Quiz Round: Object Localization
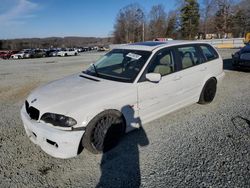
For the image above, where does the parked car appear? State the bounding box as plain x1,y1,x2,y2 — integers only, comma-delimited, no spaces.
1,50,21,59
32,49,46,58
46,49,59,57
0,51,8,59
23,50,35,58
11,50,27,59
98,46,109,51
232,45,250,69
21,41,224,158
57,48,78,56
7,51,19,59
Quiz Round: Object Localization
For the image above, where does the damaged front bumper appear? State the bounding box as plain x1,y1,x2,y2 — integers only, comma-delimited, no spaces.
20,106,85,159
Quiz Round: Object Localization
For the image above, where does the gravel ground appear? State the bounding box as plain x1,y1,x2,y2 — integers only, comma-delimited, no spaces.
0,49,249,188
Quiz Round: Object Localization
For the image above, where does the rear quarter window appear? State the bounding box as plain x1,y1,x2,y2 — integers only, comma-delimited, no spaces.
200,44,218,61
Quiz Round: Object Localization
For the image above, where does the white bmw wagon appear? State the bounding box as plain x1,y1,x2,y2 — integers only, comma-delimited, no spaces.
21,41,224,158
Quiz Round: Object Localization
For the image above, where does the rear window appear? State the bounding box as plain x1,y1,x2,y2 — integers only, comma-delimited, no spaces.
200,44,218,61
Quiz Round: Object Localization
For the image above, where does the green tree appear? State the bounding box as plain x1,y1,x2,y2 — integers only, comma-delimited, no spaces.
238,0,250,36
232,8,246,37
180,0,200,39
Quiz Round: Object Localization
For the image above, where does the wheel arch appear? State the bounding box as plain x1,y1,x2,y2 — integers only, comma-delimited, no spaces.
77,108,127,155
200,76,217,93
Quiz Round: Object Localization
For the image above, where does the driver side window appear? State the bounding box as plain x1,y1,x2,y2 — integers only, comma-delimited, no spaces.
147,50,174,76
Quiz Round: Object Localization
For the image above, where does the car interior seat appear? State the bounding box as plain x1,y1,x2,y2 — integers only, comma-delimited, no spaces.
182,51,194,68
153,54,173,76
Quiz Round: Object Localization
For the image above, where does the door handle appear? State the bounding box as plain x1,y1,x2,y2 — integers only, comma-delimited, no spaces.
200,67,207,71
173,76,182,81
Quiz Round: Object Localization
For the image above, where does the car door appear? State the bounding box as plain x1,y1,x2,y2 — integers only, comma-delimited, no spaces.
173,44,207,102
199,44,221,77
137,48,185,123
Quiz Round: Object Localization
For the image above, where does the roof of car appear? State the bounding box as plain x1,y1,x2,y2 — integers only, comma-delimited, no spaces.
114,40,208,51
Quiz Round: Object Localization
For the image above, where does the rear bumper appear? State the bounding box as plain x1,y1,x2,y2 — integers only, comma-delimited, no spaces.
20,106,85,159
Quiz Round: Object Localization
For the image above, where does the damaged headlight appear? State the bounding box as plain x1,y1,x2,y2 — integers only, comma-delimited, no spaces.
41,113,77,127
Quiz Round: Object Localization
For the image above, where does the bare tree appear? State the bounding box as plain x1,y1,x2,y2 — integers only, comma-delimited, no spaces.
147,4,167,40
237,0,250,36
166,11,178,38
213,0,236,38
201,0,216,35
231,6,247,37
113,4,145,43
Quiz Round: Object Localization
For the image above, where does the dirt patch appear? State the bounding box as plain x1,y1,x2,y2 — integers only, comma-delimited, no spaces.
38,165,54,176
0,82,40,103
45,61,56,64
0,86,12,94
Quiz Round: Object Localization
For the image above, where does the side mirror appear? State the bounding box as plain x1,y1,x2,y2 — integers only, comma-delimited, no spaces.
146,73,161,83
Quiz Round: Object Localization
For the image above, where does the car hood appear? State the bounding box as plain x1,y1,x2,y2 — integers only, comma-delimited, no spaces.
27,73,134,116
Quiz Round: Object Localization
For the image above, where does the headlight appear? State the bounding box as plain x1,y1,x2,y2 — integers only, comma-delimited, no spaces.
41,113,77,127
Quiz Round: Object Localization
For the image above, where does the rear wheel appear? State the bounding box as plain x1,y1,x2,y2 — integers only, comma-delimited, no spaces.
198,78,217,104
82,110,125,154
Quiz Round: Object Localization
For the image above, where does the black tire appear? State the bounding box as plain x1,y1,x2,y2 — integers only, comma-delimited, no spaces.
198,78,217,104
74,53,77,56
82,110,126,154
65,53,67,56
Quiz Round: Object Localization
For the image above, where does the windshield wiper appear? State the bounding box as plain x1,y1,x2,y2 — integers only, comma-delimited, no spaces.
91,63,99,77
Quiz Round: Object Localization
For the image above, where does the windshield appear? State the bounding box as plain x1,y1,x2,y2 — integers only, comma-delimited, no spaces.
84,49,151,83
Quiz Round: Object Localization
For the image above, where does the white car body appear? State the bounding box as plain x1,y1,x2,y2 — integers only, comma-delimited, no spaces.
57,49,78,56
21,41,224,158
11,51,26,59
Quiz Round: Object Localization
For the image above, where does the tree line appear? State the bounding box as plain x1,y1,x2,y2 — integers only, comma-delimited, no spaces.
0,37,112,50
113,0,250,43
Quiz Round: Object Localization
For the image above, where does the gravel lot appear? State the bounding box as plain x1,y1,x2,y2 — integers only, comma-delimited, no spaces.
0,49,249,187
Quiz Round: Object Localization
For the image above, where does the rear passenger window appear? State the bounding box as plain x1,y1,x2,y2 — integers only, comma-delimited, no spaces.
177,46,201,69
200,45,218,61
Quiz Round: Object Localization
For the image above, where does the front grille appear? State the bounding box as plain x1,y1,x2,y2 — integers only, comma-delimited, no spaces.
25,101,40,120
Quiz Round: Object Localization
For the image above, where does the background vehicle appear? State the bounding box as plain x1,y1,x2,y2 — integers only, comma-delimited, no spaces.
23,50,35,58
153,38,173,41
0,51,8,59
57,48,78,56
32,49,46,58
46,49,59,57
11,50,29,59
232,44,250,69
97,46,109,51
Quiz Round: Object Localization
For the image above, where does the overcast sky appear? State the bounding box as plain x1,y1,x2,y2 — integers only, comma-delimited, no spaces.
0,0,179,39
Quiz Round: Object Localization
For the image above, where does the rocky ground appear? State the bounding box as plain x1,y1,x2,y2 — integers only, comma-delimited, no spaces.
0,49,249,187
